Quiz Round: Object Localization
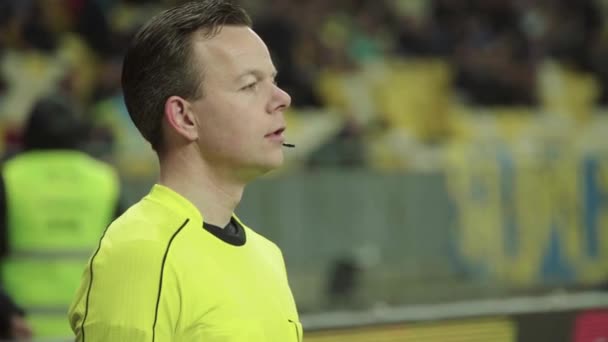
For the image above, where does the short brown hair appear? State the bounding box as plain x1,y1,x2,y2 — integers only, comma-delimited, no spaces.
121,0,252,151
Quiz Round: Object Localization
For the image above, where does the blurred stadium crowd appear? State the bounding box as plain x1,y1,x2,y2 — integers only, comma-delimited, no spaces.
4,0,608,304
2,0,608,340
2,0,608,171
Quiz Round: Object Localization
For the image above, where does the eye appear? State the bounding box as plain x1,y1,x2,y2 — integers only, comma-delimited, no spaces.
241,82,258,91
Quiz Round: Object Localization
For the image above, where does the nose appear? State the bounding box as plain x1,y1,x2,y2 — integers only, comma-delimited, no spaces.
267,84,291,114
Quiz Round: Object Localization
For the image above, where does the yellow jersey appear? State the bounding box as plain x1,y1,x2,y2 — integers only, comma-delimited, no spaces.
69,184,301,341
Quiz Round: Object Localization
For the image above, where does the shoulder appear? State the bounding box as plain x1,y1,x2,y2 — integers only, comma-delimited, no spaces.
91,205,192,284
242,225,284,258
105,198,191,249
1,153,26,171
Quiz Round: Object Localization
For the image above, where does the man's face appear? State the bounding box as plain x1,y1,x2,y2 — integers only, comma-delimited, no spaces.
189,26,291,178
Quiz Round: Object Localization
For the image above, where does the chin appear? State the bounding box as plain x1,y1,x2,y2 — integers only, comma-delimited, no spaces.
261,154,284,171
241,154,284,180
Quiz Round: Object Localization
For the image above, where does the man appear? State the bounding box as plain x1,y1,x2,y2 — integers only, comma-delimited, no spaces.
68,1,301,341
0,287,31,340
0,96,121,338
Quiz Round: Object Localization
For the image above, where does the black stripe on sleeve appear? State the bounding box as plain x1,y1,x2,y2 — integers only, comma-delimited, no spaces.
152,218,189,342
81,223,113,342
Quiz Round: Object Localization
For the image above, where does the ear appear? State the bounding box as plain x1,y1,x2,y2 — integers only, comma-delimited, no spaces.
164,96,198,142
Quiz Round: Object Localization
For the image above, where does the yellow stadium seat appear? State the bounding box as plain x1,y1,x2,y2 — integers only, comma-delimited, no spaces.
316,69,377,126
373,58,454,143
538,60,600,124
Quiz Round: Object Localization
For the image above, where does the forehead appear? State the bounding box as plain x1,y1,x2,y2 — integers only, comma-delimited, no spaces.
192,26,274,80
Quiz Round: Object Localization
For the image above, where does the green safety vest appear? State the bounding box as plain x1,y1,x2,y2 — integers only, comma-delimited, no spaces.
1,150,119,338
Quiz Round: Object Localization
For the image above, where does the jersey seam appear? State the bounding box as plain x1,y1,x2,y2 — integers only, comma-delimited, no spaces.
80,222,113,342
152,218,189,342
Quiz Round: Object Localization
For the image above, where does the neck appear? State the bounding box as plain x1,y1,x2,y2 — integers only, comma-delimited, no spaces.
158,148,245,227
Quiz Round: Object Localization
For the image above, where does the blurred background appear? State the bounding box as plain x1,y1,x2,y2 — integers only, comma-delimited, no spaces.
2,0,608,340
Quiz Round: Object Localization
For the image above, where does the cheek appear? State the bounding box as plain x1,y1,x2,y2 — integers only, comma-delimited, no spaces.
197,91,267,144
197,106,258,152
218,97,264,137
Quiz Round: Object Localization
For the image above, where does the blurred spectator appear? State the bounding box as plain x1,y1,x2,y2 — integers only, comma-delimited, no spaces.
449,0,537,105
545,0,602,71
1,0,608,168
347,0,394,64
0,96,124,338
0,287,32,341
326,256,362,310
254,0,322,107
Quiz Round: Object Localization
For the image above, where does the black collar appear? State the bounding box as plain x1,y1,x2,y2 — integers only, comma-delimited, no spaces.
202,217,246,246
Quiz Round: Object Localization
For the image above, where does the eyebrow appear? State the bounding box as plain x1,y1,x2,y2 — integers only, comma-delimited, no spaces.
235,69,278,82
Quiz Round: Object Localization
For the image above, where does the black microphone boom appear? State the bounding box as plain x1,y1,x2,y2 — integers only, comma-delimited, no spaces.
282,143,296,148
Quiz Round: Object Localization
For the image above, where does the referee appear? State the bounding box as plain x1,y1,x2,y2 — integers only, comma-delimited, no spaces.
68,1,301,341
